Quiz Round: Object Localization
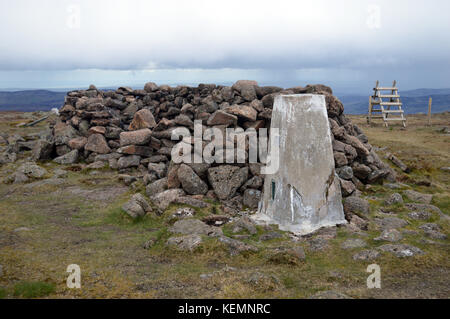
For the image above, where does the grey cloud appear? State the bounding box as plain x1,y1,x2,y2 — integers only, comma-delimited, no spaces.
0,0,449,91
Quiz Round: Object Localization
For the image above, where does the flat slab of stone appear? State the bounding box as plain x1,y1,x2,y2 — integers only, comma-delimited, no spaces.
253,94,346,235
378,244,424,258
352,250,380,261
404,190,433,204
374,217,409,230
341,238,367,249
166,235,202,251
169,219,222,237
374,229,403,242
218,236,258,256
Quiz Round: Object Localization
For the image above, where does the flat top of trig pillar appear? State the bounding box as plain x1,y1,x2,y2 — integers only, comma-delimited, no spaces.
277,94,325,97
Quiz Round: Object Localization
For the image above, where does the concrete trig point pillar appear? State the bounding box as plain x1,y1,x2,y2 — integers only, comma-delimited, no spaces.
253,94,346,235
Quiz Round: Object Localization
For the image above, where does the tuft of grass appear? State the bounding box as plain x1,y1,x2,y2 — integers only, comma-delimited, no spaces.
280,275,300,289
87,205,165,230
0,287,7,299
13,281,55,298
432,194,450,214
382,202,407,214
266,250,302,266
210,206,219,215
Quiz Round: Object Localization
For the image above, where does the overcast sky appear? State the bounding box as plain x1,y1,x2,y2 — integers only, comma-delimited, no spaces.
1,0,449,94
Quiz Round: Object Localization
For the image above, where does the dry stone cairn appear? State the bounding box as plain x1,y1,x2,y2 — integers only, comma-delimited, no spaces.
36,80,394,217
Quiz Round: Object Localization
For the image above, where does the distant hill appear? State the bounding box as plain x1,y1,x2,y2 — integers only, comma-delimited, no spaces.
339,88,450,114
0,90,66,111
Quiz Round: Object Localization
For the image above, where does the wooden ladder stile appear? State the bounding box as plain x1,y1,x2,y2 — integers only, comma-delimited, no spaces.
367,80,406,128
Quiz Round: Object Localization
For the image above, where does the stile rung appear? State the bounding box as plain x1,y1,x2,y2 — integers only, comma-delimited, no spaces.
374,87,398,91
385,118,406,121
372,101,402,106
384,110,404,113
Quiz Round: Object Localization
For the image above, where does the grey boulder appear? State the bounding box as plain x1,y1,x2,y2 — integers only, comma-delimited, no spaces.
122,193,152,219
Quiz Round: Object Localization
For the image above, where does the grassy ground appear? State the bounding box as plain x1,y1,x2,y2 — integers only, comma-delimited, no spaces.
0,112,449,299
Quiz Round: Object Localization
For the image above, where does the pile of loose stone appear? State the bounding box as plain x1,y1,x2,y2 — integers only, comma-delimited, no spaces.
3,80,395,212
